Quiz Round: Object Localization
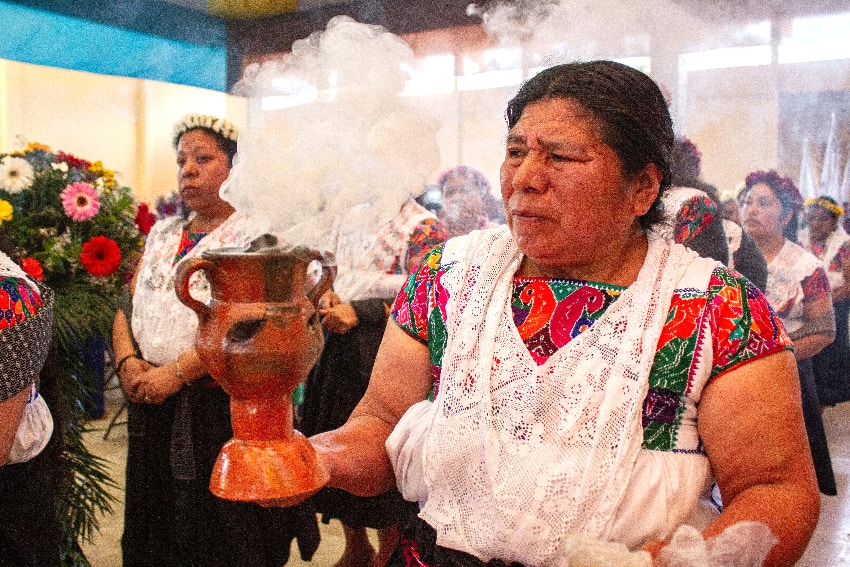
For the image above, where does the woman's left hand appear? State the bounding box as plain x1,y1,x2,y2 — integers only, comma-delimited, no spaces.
135,364,184,404
321,303,359,334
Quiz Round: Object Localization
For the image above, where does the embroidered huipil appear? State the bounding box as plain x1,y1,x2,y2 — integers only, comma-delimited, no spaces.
764,240,830,337
0,251,52,464
131,212,264,365
332,198,444,302
388,227,791,563
800,226,850,293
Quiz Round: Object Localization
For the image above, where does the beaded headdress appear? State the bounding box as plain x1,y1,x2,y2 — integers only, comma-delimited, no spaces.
805,196,844,217
172,114,239,148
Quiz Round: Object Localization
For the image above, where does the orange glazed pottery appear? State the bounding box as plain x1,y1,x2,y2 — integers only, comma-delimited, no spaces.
175,235,334,504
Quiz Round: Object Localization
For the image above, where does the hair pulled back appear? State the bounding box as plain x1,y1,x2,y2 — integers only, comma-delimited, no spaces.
505,61,674,230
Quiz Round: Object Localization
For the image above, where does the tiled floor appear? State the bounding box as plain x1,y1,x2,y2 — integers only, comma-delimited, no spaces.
80,388,850,566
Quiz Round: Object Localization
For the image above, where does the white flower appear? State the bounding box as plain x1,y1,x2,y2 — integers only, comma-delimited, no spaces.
0,156,35,193
51,162,69,173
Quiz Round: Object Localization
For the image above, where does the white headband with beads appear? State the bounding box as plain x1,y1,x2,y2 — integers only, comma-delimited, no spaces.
172,114,239,148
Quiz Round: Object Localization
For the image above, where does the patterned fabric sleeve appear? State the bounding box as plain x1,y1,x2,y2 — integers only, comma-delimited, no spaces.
405,218,448,274
0,277,42,331
830,240,850,273
674,195,717,245
705,267,793,380
392,244,444,342
391,244,451,386
802,266,831,303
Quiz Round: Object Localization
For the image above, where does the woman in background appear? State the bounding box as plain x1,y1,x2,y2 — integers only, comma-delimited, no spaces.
300,197,446,567
740,170,837,496
800,196,850,406
113,114,318,566
662,137,767,290
436,165,503,238
0,249,57,566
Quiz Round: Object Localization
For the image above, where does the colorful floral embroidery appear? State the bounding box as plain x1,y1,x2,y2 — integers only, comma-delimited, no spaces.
0,276,42,330
173,230,207,265
807,236,850,271
513,278,621,365
392,246,791,452
802,266,831,302
829,240,850,273
674,195,717,245
404,217,447,274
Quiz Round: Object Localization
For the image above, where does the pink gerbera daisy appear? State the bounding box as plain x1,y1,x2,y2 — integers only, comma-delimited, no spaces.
61,182,101,221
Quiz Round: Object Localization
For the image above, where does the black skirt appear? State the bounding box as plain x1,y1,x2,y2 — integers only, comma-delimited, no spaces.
813,299,850,406
122,382,320,567
798,358,837,496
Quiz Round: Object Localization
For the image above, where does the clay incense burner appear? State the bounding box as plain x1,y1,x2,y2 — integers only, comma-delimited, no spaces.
175,234,334,503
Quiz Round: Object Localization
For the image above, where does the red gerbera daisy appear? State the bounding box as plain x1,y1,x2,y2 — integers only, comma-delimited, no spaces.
80,236,122,277
134,203,156,235
20,257,44,281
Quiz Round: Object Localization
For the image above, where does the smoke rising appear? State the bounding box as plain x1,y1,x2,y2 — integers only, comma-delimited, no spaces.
221,16,441,254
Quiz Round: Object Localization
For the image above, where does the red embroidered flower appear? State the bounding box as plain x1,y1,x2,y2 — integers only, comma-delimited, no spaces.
134,203,156,235
20,257,44,281
80,236,122,277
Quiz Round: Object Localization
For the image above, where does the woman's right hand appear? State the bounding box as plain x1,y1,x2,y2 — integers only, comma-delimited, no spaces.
132,363,187,405
119,357,155,403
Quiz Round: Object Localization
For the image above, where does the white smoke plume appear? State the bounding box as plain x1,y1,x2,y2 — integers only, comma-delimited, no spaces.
221,15,441,254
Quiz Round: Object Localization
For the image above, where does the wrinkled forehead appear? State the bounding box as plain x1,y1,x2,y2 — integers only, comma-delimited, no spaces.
507,98,605,145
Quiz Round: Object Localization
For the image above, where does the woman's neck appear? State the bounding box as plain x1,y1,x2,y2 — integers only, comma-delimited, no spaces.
752,233,786,263
519,230,648,286
187,207,234,233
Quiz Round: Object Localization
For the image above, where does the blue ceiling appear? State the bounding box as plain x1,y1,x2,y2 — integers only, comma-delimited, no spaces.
0,0,227,91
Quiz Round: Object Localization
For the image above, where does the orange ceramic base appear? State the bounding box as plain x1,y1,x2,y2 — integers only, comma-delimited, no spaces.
209,430,329,504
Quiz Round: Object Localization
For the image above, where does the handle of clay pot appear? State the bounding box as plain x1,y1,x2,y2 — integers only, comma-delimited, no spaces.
174,257,212,318
307,264,336,309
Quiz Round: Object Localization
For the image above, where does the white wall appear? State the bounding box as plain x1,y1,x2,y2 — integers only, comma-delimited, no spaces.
0,59,246,204
2,43,848,207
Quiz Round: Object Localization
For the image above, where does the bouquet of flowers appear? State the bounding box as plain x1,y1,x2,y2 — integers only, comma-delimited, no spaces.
0,142,144,297
0,142,148,565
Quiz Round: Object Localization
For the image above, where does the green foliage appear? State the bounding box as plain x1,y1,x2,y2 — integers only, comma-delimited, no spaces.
0,143,143,566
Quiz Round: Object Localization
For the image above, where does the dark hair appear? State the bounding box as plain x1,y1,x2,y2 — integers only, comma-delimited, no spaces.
743,170,803,214
505,60,674,230
177,127,238,168
670,137,702,187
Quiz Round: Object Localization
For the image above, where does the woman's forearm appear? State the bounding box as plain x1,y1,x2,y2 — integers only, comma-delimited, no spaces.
0,387,29,466
112,310,137,362
703,481,819,567
791,333,834,360
311,320,433,498
310,413,397,497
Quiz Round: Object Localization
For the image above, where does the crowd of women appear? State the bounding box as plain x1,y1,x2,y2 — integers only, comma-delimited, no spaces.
2,59,849,567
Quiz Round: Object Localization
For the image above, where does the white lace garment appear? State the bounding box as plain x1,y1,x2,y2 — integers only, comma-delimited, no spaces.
388,226,717,565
